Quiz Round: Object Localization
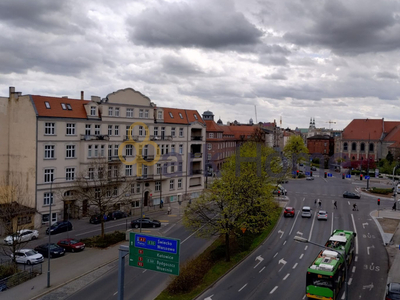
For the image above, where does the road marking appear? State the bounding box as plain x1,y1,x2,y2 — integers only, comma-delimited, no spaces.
204,295,213,300
162,223,176,234
352,266,356,273
278,230,284,238
269,286,278,294
304,245,308,250
283,240,287,245
299,254,304,259
367,245,375,255
283,273,290,280
362,222,369,229
113,291,118,296
238,283,247,292
289,213,300,235
351,214,358,255
355,256,358,262
348,278,353,285
293,263,298,269
331,212,333,233
259,266,265,273
254,255,264,268
308,212,317,241
348,201,351,206
279,258,287,271
273,252,278,258
303,197,305,202
363,283,374,290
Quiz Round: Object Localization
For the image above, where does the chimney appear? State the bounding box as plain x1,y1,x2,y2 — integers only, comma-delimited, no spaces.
9,87,15,98
91,96,101,102
81,91,84,100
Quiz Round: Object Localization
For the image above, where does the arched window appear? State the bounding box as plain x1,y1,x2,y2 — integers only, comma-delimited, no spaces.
352,156,355,160
360,143,365,152
369,143,374,152
352,142,357,151
343,142,348,151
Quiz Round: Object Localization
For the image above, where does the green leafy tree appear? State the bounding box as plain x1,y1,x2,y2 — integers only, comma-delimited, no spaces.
183,142,278,262
283,135,309,169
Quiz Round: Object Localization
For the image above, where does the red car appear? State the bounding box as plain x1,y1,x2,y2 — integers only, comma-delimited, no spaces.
57,238,85,252
284,207,295,217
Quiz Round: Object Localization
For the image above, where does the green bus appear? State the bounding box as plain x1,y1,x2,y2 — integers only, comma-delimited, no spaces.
306,230,356,300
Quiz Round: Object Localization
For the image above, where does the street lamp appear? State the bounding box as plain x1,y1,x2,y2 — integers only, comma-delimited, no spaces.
293,236,348,300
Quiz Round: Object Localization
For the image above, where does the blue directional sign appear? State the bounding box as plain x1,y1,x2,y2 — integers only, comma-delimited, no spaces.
365,176,370,180
133,233,178,254
346,174,351,178
305,172,310,176
327,173,332,177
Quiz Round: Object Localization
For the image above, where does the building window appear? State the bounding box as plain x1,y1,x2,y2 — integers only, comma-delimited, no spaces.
194,114,198,120
88,168,94,179
157,163,161,175
66,168,75,181
179,144,183,154
171,144,175,153
171,162,175,173
154,127,158,136
155,181,161,191
126,165,132,176
169,179,174,190
158,111,162,119
171,127,176,137
126,108,134,118
369,143,374,152
85,124,91,136
44,145,55,159
360,143,365,151
90,106,96,116
139,109,144,118
101,145,105,157
208,143,212,150
351,142,357,151
66,145,76,158
114,125,119,136
108,107,113,116
136,183,141,194
88,145,92,157
178,162,183,172
179,113,183,119
108,125,113,136
114,145,119,156
126,144,133,156
94,145,98,157
139,126,144,136
45,101,51,109
165,145,169,154
178,179,182,188
44,192,53,206
95,125,100,135
209,133,214,138
343,142,348,151
45,123,55,135
44,169,54,183
208,153,211,160
179,128,184,137
163,164,168,174
66,123,76,135
115,107,120,117
61,103,67,110
66,104,72,110
145,110,149,118
169,112,174,118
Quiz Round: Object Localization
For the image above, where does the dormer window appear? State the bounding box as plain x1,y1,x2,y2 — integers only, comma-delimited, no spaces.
90,106,96,116
61,103,67,110
169,112,173,118
179,113,183,119
45,101,51,109
194,114,198,120
66,104,72,110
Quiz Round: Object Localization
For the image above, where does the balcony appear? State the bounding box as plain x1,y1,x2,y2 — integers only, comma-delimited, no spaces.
108,155,124,163
190,153,202,159
80,134,109,141
191,136,203,141
192,169,203,175
124,135,139,141
136,174,154,181
138,155,155,162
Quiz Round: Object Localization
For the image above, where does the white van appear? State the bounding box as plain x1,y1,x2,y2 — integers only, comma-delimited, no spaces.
301,206,312,218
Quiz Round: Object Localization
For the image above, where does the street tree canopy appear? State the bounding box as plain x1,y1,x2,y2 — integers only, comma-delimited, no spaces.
283,135,309,166
183,142,279,262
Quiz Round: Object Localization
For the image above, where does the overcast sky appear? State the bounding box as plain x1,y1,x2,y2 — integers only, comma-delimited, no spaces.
1,0,400,130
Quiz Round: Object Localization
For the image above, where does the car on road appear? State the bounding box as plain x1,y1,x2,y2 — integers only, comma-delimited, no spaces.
273,184,287,196
343,191,361,199
131,218,161,229
11,249,44,265
317,210,328,221
4,229,39,245
311,166,317,171
57,238,85,252
306,176,314,181
301,206,312,218
386,282,400,300
283,207,295,217
89,214,108,224
34,243,66,258
46,221,72,235
107,210,127,220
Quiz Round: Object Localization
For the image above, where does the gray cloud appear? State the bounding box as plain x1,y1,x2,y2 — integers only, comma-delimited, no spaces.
376,71,399,79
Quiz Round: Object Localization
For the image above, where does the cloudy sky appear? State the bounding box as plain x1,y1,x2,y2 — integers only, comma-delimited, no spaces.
1,0,400,130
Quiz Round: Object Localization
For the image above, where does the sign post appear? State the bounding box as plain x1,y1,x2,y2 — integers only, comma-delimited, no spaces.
129,232,180,275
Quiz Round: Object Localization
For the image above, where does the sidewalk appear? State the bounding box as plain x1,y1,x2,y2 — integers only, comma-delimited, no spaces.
0,200,187,300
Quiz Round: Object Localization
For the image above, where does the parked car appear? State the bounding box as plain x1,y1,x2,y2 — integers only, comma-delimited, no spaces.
11,249,44,265
273,184,287,195
89,214,108,224
283,207,295,217
57,238,85,252
311,166,317,171
301,206,312,218
343,191,361,199
131,218,161,229
4,229,39,245
46,221,72,235
306,176,314,181
34,243,65,258
278,179,289,184
386,282,400,300
107,210,127,220
317,210,328,221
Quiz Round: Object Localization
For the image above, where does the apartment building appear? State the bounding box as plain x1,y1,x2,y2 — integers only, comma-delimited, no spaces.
0,87,205,229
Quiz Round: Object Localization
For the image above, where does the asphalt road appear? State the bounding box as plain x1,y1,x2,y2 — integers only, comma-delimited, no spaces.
199,173,389,300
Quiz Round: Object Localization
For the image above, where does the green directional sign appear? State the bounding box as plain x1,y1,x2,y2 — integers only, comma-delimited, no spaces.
129,232,180,275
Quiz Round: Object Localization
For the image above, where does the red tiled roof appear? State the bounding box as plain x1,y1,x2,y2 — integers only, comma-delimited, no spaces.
226,125,257,140
162,107,204,124
186,109,205,124
342,119,384,140
31,95,89,119
205,120,224,132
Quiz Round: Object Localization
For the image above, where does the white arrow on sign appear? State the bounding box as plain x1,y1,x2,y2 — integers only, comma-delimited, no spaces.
362,222,369,229
363,283,374,291
204,295,214,300
296,231,303,236
367,245,375,255
254,255,264,268
278,230,284,238
279,258,287,272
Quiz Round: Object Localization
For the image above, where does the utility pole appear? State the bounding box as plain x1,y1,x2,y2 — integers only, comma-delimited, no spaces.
367,133,370,190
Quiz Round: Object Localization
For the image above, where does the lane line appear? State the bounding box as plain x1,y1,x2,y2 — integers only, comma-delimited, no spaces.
289,212,300,236
269,286,278,294
283,273,290,280
331,212,333,233
259,266,265,273
299,254,304,259
273,252,278,258
348,278,353,285
308,212,317,241
293,263,298,269
238,283,248,292
352,266,356,273
283,241,287,246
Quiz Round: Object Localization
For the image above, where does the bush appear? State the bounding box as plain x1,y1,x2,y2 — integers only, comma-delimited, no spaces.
80,231,125,248
298,173,306,178
370,187,393,195
0,265,17,280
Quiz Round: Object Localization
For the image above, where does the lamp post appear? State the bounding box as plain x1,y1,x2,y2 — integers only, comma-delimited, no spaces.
294,236,348,300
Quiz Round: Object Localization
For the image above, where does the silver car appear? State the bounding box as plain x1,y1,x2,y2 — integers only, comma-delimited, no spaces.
11,249,44,265
301,206,312,218
306,176,314,181
4,229,39,245
317,210,328,221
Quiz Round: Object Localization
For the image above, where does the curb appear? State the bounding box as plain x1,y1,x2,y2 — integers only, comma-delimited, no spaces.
370,211,392,246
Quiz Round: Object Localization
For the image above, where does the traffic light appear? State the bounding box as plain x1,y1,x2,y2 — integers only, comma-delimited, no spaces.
378,198,381,206
360,174,363,180
342,173,345,179
310,171,313,177
297,170,299,177
324,172,327,178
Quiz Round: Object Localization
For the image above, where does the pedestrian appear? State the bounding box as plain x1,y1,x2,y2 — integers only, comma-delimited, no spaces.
167,206,171,215
318,199,321,208
315,199,317,205
334,201,337,209
393,202,397,211
353,203,358,211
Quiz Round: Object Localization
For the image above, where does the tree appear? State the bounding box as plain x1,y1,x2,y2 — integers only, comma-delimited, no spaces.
387,151,394,164
183,142,278,262
70,159,134,238
283,135,309,170
0,176,36,267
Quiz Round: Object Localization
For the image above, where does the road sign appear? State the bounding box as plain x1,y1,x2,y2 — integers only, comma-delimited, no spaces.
346,174,351,178
129,233,180,275
365,176,370,180
305,172,310,176
328,173,332,177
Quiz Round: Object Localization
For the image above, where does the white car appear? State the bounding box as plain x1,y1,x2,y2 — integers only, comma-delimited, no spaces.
11,249,44,265
306,176,314,181
4,229,39,245
317,210,328,221
301,206,312,218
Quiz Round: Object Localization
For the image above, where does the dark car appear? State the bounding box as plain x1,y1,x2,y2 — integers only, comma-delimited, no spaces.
386,282,400,300
46,221,72,235
89,214,108,224
343,191,361,199
278,179,289,184
131,218,161,229
311,166,317,171
283,207,295,217
57,238,85,252
34,243,65,258
107,210,127,220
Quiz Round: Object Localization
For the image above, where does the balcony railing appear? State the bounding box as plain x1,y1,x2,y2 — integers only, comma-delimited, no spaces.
136,174,154,181
192,169,203,175
80,134,109,141
124,135,139,141
108,155,124,162
190,153,202,158
191,136,203,141
138,155,155,162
